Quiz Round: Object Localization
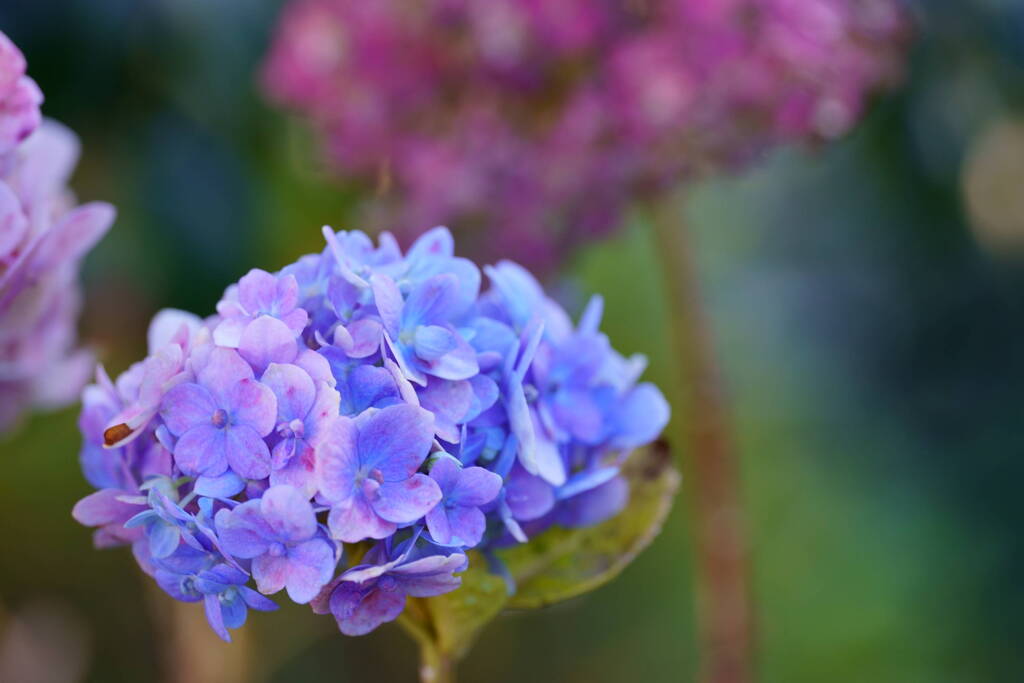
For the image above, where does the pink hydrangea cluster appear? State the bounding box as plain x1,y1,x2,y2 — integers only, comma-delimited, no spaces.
0,31,114,431
262,0,908,270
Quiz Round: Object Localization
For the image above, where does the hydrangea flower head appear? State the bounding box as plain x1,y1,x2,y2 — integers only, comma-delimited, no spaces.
74,225,669,640
262,0,908,270
0,30,113,432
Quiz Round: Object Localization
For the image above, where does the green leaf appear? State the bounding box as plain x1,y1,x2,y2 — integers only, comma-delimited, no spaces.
415,557,509,658
504,442,680,609
405,443,680,662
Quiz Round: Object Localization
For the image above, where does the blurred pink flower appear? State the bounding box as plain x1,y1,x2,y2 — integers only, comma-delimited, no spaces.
0,30,114,432
262,0,908,270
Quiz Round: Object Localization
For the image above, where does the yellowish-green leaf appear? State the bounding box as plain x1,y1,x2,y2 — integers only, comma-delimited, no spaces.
504,443,680,609
407,444,679,661
409,555,509,658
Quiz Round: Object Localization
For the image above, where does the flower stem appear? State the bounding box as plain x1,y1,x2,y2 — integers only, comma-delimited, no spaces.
398,609,458,683
418,641,456,683
649,194,754,683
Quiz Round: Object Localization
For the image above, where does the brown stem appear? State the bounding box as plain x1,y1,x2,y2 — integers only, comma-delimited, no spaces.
649,195,754,683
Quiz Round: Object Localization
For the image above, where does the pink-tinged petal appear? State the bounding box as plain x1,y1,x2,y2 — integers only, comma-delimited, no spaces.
306,383,340,443
331,583,405,636
237,268,278,313
174,424,228,477
406,226,453,262
271,437,298,470
212,317,246,348
260,484,317,542
372,474,442,524
0,181,27,258
261,363,315,423
224,424,272,480
445,505,486,547
369,273,402,337
239,315,298,374
283,538,336,603
295,349,335,386
0,33,27,96
315,416,359,502
72,488,143,527
252,554,290,596
147,309,201,355
357,404,434,479
450,466,503,507
0,201,113,309
346,318,383,358
425,505,453,545
215,503,272,559
0,76,40,154
197,348,253,403
228,378,277,435
327,495,395,543
275,272,300,311
5,119,75,208
281,308,308,335
160,383,216,435
270,446,318,499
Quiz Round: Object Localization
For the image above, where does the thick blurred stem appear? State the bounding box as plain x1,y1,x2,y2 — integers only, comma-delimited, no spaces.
418,642,456,683
398,609,457,683
649,194,754,683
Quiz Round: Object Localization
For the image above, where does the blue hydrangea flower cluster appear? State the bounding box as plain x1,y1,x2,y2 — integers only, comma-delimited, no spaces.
73,227,669,640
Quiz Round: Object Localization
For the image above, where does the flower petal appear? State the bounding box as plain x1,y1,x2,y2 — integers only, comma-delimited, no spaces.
260,484,317,542
239,315,298,373
327,494,395,543
357,404,434,480
261,363,315,423
197,348,253,404
425,505,453,546
215,501,272,559
450,466,502,507
160,383,216,436
252,554,289,596
283,538,336,603
315,416,359,503
372,474,442,524
330,583,405,636
224,424,272,480
227,378,278,436
174,424,228,477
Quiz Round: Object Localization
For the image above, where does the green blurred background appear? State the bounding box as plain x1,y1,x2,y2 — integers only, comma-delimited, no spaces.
2,1,1024,681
